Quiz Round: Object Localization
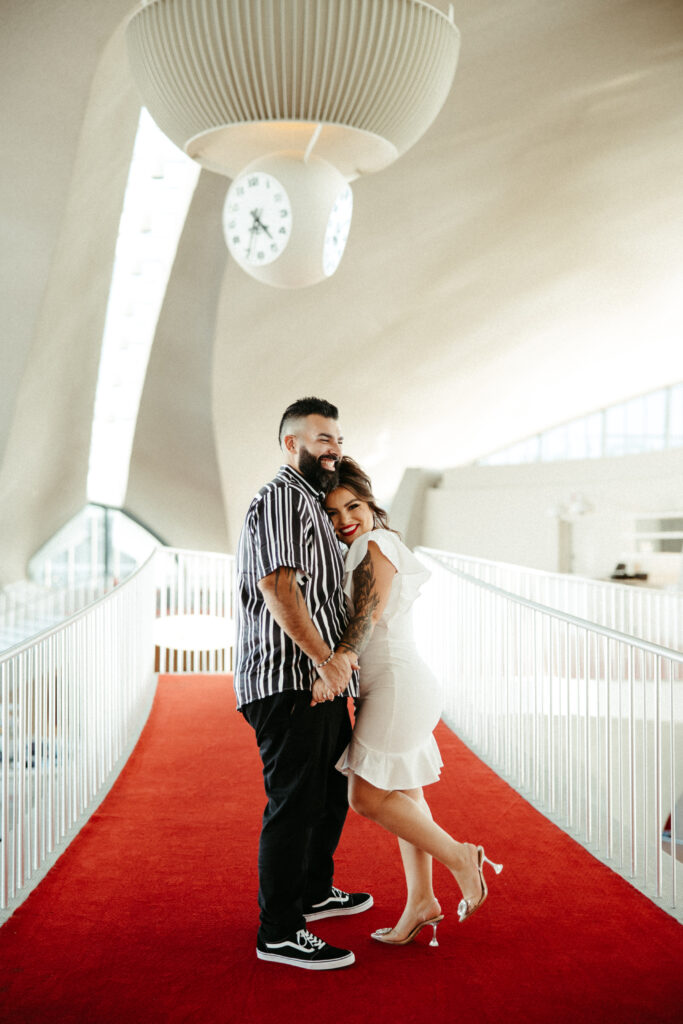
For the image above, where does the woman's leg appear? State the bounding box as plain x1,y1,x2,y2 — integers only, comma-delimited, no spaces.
383,789,442,939
348,773,482,905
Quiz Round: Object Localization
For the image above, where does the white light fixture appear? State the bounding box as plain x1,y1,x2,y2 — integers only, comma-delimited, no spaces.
126,0,460,287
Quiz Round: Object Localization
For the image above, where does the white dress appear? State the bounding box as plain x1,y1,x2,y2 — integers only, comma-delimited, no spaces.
335,529,443,790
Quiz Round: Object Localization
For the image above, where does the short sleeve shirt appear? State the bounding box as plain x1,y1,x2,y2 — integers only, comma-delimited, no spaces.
233,465,359,709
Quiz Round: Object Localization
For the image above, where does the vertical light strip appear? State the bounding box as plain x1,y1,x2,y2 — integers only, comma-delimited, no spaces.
87,108,200,508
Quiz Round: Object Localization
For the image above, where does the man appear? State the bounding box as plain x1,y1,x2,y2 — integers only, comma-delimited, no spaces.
234,397,372,970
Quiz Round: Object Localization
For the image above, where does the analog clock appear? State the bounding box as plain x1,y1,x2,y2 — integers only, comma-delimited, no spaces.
222,151,353,287
322,185,353,277
223,171,292,268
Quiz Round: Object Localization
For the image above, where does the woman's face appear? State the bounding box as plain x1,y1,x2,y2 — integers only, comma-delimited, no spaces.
325,486,374,545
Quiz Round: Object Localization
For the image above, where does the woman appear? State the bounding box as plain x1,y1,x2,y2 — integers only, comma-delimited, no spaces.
315,457,502,947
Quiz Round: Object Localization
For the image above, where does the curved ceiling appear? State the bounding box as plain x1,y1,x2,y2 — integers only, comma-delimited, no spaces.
1,0,682,574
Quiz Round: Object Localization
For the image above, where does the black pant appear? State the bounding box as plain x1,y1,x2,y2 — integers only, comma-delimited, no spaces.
241,689,352,942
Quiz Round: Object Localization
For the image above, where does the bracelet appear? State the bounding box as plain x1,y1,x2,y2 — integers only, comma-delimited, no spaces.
336,641,356,654
315,650,335,669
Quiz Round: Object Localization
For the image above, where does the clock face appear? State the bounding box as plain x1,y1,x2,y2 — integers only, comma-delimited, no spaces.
224,172,292,267
323,185,353,277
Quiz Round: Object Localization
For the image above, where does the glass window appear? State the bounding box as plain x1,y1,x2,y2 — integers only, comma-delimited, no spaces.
540,424,569,461
520,436,541,462
475,382,683,465
565,419,589,460
670,383,683,446
479,451,503,466
604,402,628,457
624,395,646,437
643,389,667,436
584,411,603,458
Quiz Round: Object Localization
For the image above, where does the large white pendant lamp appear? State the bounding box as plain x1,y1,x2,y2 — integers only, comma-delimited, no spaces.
126,0,461,287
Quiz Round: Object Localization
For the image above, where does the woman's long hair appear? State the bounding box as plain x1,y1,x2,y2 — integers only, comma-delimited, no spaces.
328,456,399,535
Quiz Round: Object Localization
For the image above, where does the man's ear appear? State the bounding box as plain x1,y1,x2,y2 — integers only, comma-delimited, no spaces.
283,433,298,455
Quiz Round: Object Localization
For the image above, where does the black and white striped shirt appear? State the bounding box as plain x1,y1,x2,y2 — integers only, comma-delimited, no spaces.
234,465,358,710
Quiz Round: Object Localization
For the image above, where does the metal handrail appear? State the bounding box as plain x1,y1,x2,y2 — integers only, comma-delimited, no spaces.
417,550,683,665
414,546,682,915
418,546,683,653
3,541,679,919
154,548,234,674
0,553,156,663
0,553,158,914
418,545,679,595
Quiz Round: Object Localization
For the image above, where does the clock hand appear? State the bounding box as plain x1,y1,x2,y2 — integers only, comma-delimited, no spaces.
246,217,260,259
251,209,273,239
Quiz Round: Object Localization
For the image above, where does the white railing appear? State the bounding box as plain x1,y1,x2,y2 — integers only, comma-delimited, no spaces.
0,579,109,653
0,554,157,914
423,550,683,653
154,548,235,674
0,545,235,915
415,548,683,914
6,539,677,918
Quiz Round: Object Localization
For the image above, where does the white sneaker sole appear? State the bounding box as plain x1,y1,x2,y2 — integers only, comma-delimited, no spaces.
304,895,374,922
256,949,355,970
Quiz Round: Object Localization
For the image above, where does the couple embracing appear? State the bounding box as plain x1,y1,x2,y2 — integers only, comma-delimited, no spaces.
234,397,501,970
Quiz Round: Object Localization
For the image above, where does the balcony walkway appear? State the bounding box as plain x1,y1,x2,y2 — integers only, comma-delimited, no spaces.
0,674,681,1023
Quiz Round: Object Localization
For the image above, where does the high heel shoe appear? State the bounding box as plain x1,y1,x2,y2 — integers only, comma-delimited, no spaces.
457,846,503,923
371,914,445,947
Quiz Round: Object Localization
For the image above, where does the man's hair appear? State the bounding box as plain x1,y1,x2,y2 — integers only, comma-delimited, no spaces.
278,397,339,447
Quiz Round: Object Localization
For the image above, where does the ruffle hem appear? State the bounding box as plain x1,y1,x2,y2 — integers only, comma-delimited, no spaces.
336,733,443,790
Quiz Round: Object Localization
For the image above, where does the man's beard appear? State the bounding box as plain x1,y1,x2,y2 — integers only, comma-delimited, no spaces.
298,446,339,492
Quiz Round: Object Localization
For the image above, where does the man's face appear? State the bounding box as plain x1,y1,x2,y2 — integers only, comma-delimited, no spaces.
285,415,343,490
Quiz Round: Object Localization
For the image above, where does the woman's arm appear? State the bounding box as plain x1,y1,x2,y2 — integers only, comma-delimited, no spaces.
337,541,397,658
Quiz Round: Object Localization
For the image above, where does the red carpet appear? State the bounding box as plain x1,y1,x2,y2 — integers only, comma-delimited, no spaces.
0,675,681,1024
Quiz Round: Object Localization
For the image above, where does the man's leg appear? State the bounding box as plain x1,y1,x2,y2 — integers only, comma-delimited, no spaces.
302,696,352,906
242,691,347,942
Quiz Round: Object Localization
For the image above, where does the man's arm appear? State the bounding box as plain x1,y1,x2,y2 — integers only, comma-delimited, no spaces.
257,566,357,695
336,542,396,658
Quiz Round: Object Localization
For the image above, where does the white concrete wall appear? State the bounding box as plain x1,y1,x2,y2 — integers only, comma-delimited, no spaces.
126,174,229,553
420,447,683,584
0,21,139,585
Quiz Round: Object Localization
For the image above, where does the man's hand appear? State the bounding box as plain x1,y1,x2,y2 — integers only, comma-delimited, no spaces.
317,647,359,697
258,568,359,698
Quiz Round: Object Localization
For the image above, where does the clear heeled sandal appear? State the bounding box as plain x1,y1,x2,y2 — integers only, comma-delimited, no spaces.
457,846,503,923
371,914,445,947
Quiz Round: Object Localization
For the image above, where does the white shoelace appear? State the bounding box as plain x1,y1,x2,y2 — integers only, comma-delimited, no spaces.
297,929,326,950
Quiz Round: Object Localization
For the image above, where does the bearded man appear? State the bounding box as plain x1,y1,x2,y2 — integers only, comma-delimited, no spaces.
234,396,372,970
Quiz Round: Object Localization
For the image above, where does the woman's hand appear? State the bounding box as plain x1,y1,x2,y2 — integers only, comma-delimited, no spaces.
310,678,333,706
317,647,359,697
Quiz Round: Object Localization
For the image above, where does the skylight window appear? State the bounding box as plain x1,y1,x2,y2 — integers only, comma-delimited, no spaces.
87,108,200,507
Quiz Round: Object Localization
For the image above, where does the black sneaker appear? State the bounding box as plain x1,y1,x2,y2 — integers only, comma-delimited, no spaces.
256,928,355,970
304,886,373,922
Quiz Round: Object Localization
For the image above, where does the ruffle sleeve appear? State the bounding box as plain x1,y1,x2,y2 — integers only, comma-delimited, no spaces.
343,530,430,605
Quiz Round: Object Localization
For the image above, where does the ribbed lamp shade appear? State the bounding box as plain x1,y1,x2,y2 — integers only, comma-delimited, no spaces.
125,0,461,179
